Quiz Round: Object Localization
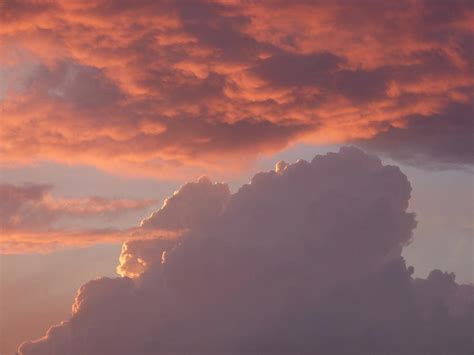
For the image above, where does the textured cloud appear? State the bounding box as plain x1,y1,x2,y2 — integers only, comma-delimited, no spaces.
17,148,474,354
0,183,157,253
116,238,176,279
1,0,473,177
355,102,474,169
118,177,230,277
0,183,155,229
140,176,230,230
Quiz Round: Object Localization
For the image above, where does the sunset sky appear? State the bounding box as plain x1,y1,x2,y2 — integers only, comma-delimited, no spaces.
0,1,473,354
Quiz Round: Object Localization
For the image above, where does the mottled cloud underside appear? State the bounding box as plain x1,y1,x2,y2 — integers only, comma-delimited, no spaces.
1,0,473,177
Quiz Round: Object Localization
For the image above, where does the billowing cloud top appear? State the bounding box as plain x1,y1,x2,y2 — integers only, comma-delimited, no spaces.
1,0,473,177
140,176,230,230
18,148,474,354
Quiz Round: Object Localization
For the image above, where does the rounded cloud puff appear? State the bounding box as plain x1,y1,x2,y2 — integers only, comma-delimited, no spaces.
19,148,473,355
140,176,230,231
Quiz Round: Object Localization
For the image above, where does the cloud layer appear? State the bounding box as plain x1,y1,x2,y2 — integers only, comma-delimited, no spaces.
355,101,474,169
1,0,473,177
18,148,473,354
0,183,157,253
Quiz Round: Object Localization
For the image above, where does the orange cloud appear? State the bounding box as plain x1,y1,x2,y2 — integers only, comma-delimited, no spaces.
0,228,177,255
1,0,473,177
0,183,161,253
0,183,156,230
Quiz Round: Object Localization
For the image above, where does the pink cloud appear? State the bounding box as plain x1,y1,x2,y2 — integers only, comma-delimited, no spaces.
0,0,472,177
0,183,158,253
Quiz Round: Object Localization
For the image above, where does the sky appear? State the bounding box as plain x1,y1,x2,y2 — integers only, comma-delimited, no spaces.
0,0,473,354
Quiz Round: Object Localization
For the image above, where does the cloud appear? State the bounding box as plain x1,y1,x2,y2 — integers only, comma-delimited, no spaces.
0,183,156,230
17,148,473,354
118,176,231,277
116,238,176,278
0,228,174,255
1,0,473,177
0,183,158,253
355,102,474,169
0,183,54,230
29,61,124,110
140,176,230,230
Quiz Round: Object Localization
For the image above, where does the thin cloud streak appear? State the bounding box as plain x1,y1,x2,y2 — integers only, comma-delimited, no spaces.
0,183,163,253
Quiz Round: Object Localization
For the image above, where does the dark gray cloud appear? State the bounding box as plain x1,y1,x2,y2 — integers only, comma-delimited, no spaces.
356,102,474,169
253,52,390,104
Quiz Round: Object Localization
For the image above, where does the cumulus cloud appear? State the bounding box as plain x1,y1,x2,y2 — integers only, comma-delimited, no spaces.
1,0,473,177
116,238,176,279
140,176,230,230
0,183,157,253
118,177,230,277
17,148,473,354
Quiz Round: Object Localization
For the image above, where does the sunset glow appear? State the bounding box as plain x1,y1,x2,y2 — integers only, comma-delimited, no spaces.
0,1,473,354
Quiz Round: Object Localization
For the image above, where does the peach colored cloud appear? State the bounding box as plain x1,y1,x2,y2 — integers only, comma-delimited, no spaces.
0,183,162,253
0,227,178,255
1,0,473,177
0,178,230,253
0,175,237,253
0,183,156,230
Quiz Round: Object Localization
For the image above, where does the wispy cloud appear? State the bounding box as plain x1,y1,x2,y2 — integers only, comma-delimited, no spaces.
0,183,159,253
